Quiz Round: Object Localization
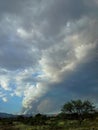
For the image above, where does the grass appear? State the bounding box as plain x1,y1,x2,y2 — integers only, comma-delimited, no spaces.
0,118,98,130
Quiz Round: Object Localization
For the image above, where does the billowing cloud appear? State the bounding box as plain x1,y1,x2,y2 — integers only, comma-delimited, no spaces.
37,98,58,114
2,97,8,102
0,0,98,114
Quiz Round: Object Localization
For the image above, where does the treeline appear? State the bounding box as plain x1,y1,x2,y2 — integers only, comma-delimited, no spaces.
0,99,98,126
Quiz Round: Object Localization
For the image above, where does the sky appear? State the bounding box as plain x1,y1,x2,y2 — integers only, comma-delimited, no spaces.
0,0,98,114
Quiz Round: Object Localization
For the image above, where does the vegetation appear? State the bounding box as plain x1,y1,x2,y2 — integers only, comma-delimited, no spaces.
0,99,98,130
61,99,95,124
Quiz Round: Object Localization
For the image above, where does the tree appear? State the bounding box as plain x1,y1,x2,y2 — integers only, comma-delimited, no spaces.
34,113,47,125
61,99,95,124
61,102,73,114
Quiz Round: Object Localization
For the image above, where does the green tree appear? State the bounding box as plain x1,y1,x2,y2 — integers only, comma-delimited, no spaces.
61,99,95,124
61,102,73,114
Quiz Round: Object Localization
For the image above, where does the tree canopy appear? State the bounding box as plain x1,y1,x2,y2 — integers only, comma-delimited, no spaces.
61,99,96,124
61,99,95,115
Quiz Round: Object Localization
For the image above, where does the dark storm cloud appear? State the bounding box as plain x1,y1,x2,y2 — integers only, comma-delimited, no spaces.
69,55,98,96
0,0,39,16
21,0,98,113
0,0,98,114
37,0,98,37
41,0,87,34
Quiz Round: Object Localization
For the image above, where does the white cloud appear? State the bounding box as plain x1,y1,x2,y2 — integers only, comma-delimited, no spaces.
0,0,97,114
2,97,8,102
0,80,10,91
75,44,96,60
17,28,30,39
22,82,49,109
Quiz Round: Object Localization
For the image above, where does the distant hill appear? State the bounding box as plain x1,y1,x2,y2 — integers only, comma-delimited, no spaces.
0,112,59,118
0,112,33,118
0,112,15,118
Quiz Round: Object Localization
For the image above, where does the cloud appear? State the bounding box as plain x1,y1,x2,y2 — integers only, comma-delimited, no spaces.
0,0,98,114
37,98,57,114
2,97,8,102
0,90,8,102
22,82,49,109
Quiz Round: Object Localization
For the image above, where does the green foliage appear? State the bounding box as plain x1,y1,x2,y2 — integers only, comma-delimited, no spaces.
0,116,98,130
61,99,96,124
62,101,73,114
62,99,95,116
